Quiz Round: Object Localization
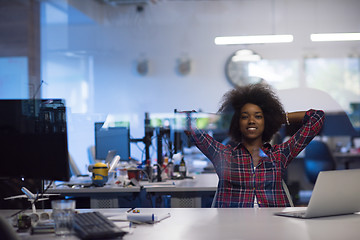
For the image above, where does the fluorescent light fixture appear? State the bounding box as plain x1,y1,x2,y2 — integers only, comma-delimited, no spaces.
232,49,261,62
214,35,294,45
311,33,360,42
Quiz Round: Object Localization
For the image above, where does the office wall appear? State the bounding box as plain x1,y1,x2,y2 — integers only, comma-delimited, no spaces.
39,0,360,173
0,0,41,98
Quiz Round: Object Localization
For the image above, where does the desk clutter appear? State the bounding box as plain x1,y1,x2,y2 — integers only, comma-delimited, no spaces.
5,206,170,239
109,209,171,224
46,150,218,209
59,152,192,189
47,173,217,208
2,207,360,240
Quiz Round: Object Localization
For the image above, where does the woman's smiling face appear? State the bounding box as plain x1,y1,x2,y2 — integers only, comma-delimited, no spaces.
239,103,265,142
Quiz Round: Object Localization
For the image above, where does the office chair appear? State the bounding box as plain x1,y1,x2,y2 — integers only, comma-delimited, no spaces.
282,180,294,207
211,179,294,208
211,189,217,208
88,145,97,165
69,154,82,177
304,140,336,184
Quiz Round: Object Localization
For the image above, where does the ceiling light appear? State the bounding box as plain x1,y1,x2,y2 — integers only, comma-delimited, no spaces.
214,35,294,45
231,49,261,62
310,33,360,42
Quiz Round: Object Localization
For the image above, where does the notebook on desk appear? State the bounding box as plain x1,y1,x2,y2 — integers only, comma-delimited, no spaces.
275,169,360,219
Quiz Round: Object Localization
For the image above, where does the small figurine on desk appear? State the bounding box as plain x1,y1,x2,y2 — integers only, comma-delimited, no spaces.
90,162,109,187
88,155,121,186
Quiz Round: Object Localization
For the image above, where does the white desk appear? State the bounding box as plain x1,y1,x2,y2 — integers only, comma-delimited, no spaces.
47,174,219,208
142,173,218,192
334,152,360,169
143,173,218,207
47,185,141,208
122,208,360,240
2,208,360,240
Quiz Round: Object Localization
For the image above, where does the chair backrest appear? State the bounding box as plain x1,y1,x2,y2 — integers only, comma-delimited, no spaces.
304,140,336,184
211,189,218,208
282,180,294,207
211,179,294,208
69,153,82,176
88,145,97,165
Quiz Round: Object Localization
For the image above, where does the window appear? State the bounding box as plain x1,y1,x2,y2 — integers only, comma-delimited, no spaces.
250,59,299,90
305,58,360,112
0,57,28,98
305,58,360,131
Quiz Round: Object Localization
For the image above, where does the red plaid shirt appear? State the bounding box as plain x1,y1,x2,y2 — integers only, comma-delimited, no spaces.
186,109,325,208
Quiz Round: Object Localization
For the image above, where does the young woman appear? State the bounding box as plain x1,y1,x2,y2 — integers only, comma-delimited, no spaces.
185,83,325,208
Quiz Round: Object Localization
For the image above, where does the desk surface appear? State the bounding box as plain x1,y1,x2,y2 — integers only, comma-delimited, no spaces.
1,208,360,240
333,152,360,159
142,173,218,192
120,208,360,240
47,173,219,194
47,185,141,194
333,152,360,169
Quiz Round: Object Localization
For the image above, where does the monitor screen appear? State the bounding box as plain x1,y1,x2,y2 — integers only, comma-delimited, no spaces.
0,99,70,181
95,122,131,161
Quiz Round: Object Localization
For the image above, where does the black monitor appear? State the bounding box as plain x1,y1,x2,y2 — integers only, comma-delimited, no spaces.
0,99,70,181
94,122,131,161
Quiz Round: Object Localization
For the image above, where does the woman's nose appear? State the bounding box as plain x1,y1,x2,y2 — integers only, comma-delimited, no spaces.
248,116,255,123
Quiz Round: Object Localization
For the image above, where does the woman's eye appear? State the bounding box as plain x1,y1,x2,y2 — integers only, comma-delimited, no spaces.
255,115,263,119
241,115,248,119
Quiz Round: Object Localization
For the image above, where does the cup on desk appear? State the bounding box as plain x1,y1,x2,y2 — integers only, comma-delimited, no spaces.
127,168,141,181
51,199,76,236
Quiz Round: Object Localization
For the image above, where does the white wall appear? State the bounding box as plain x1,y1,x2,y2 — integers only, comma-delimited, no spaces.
41,0,360,173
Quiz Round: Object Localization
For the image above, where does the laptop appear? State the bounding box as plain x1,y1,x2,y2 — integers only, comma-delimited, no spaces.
275,169,360,218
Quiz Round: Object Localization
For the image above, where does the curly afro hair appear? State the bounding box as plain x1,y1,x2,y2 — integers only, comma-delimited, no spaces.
218,83,285,143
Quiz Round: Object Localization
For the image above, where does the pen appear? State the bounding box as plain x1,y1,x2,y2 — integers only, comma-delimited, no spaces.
127,207,135,213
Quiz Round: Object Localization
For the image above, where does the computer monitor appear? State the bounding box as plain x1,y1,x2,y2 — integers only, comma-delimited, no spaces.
0,99,70,181
94,122,131,161
172,111,231,149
